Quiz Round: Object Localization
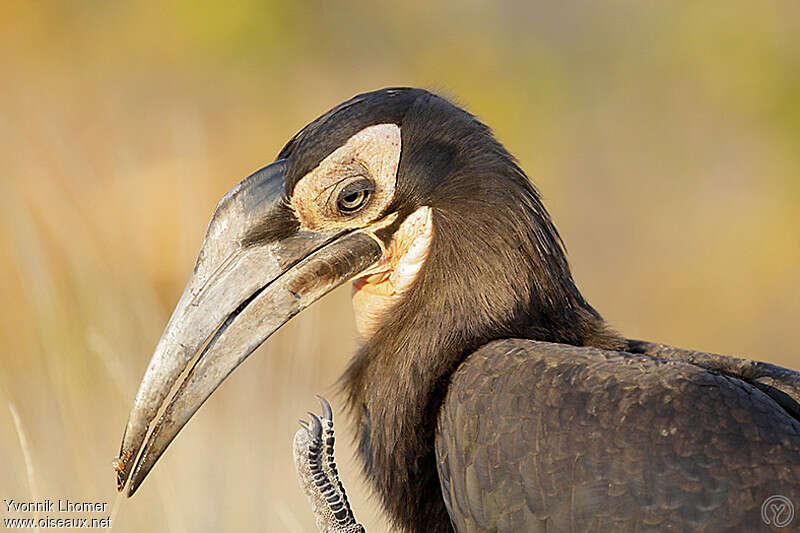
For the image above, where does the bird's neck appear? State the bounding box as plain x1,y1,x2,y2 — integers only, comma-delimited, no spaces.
342,262,622,532
342,155,624,531
341,306,474,533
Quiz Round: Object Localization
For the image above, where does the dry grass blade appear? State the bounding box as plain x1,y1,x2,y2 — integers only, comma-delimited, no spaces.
8,402,41,533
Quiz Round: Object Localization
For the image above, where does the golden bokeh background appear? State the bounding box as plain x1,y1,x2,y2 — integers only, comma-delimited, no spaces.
1,1,799,531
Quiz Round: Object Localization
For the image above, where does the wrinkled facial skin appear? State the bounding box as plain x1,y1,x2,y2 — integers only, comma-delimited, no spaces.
352,205,434,338
290,123,434,338
292,124,401,231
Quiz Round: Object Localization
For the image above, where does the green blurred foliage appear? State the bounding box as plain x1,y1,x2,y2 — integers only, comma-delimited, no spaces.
1,1,798,531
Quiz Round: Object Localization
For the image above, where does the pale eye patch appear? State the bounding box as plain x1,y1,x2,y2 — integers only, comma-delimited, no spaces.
291,124,401,231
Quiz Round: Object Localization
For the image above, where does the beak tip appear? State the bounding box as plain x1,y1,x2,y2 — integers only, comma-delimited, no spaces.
126,469,142,497
113,443,141,494
113,457,128,491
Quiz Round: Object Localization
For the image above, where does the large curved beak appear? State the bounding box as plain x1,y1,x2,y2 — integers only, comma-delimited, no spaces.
116,160,383,496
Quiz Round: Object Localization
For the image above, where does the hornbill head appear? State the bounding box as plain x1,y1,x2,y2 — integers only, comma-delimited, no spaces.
116,87,615,496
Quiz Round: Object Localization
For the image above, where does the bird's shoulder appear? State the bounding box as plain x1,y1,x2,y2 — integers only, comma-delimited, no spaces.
435,338,800,532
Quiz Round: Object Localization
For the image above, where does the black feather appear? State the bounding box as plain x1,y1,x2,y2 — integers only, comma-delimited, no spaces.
299,89,623,532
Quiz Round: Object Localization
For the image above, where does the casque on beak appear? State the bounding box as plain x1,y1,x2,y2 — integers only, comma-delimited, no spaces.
116,159,383,496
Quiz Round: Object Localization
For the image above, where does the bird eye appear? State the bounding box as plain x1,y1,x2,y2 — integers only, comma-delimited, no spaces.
336,179,374,215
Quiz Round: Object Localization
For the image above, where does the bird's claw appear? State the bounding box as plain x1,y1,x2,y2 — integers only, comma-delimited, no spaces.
317,394,333,422
294,396,365,533
308,412,324,441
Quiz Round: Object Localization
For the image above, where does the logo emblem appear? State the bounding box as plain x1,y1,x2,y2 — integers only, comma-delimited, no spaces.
761,495,794,528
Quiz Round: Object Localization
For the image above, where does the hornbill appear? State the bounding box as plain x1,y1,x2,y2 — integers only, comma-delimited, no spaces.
116,88,800,532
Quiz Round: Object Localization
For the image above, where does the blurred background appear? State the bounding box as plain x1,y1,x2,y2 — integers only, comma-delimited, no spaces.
1,1,798,531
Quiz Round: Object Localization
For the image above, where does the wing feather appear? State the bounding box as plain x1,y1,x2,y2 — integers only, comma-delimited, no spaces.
435,339,800,532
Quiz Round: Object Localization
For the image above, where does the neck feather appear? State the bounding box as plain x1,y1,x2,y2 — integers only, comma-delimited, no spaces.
342,139,623,533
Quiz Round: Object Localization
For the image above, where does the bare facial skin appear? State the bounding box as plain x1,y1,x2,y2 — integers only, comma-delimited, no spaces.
291,124,401,231
351,206,433,338
289,123,433,339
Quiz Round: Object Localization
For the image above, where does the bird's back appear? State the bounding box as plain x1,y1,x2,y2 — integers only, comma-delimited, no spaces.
435,338,800,532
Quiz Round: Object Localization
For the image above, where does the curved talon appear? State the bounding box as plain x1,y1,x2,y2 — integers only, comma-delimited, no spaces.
317,395,333,422
308,412,323,440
